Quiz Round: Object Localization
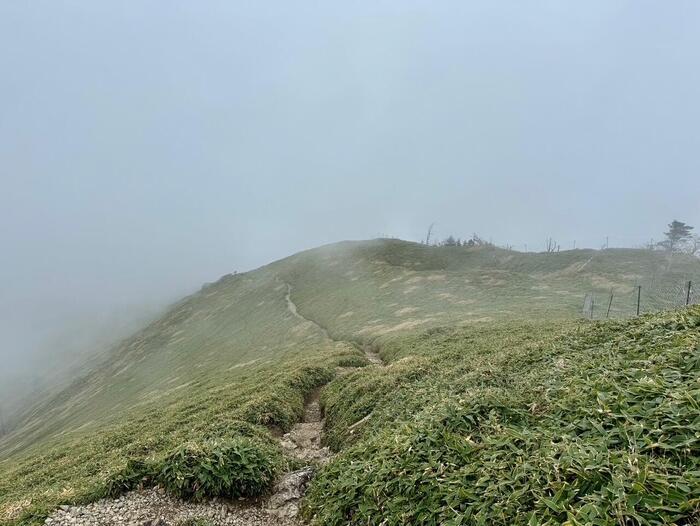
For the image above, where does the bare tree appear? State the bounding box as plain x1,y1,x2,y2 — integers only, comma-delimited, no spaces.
425,223,435,245
545,237,558,253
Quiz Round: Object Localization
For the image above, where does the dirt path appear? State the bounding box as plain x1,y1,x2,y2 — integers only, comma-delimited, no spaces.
283,282,331,340
264,388,333,519
278,388,331,464
283,280,384,368
268,282,386,517
363,345,384,365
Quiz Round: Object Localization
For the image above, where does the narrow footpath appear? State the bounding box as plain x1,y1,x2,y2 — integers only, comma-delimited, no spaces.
266,282,385,518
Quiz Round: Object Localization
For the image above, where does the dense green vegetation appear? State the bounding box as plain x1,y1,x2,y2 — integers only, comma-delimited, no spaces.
1,239,699,525
305,308,700,525
156,437,279,500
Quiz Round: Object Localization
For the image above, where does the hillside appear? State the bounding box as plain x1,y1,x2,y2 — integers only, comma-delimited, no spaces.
1,239,699,525
307,307,700,525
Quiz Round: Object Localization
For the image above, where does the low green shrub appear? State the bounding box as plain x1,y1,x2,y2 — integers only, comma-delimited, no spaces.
157,437,279,501
336,355,369,368
283,365,335,392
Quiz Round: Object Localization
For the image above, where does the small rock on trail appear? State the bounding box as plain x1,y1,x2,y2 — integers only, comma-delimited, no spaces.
265,467,314,519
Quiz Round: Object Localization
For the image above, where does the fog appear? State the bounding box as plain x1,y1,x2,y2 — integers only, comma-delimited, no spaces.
2,1,699,414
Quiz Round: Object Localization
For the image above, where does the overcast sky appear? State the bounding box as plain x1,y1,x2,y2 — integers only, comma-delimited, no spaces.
1,1,699,392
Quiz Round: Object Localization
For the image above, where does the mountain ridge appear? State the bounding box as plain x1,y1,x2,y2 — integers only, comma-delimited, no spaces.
1,238,699,525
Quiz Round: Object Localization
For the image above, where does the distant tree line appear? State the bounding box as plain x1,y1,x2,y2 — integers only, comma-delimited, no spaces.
422,232,494,248
420,220,699,255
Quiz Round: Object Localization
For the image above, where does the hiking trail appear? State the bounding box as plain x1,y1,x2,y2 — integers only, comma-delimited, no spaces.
45,282,385,526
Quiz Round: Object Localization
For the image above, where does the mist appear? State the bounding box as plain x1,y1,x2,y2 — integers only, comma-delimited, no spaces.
2,1,699,413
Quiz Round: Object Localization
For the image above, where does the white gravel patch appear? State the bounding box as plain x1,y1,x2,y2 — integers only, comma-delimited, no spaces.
44,487,298,526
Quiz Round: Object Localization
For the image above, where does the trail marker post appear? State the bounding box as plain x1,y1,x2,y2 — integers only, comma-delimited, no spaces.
687,280,692,306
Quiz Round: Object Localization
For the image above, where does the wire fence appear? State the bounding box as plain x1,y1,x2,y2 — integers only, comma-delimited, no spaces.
582,279,698,320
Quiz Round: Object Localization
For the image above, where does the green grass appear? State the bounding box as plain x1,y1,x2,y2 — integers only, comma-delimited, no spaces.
0,356,339,524
304,307,700,525
155,437,279,500
275,240,700,339
1,239,699,525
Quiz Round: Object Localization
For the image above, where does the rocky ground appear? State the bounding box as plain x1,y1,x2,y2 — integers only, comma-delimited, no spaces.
266,389,332,519
44,487,297,526
278,390,332,466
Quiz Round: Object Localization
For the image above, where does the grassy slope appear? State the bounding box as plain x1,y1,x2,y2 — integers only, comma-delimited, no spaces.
1,240,699,524
0,268,359,524
306,308,700,525
278,241,700,337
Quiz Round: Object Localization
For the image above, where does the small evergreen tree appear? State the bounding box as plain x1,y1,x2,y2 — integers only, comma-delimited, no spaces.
659,220,694,252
